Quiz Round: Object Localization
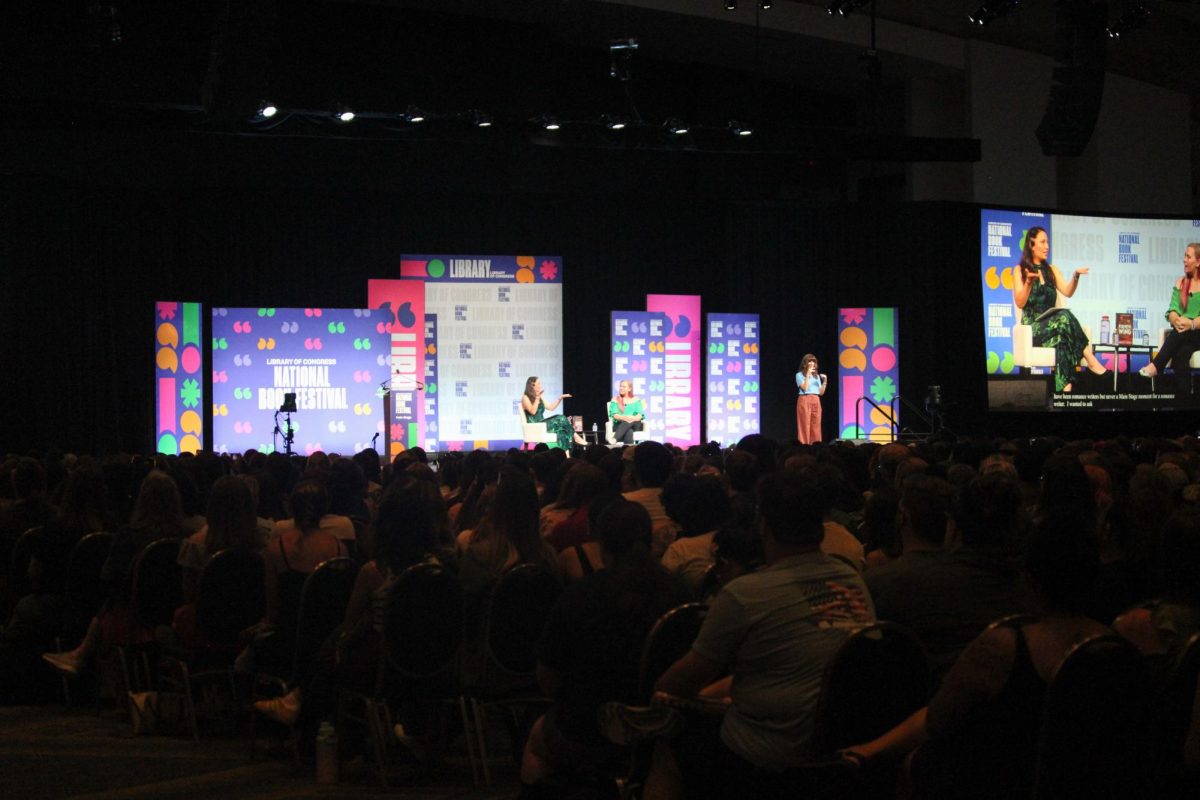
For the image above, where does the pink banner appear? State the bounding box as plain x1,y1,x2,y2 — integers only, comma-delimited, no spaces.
646,294,701,446
840,375,864,437
368,279,426,454
158,377,176,435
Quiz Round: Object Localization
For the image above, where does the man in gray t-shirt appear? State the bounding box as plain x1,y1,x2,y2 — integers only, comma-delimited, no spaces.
657,470,875,774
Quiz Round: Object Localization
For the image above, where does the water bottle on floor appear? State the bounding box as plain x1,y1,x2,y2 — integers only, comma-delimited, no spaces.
316,721,338,784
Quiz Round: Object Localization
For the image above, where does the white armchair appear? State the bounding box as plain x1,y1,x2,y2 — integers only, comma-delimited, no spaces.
1158,327,1200,368
1012,293,1090,371
519,411,558,450
604,418,649,446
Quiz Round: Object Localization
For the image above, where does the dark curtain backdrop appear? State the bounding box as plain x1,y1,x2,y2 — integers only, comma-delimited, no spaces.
0,169,1187,455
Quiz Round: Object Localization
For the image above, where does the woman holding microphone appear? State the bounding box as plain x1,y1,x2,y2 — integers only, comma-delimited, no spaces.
796,354,827,444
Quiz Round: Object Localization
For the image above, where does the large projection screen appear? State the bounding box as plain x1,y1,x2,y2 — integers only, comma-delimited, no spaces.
982,209,1199,411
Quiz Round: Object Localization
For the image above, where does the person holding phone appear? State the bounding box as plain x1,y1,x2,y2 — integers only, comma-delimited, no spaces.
1138,242,1200,400
795,354,826,444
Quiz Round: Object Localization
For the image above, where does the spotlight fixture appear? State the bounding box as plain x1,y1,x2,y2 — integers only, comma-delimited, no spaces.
602,114,627,131
609,38,638,82
403,105,427,123
333,104,355,123
664,117,689,136
469,109,492,128
759,0,772,9
728,120,754,137
724,0,737,9
539,114,561,131
826,0,870,16
256,102,278,119
967,0,1020,27
1106,1,1150,40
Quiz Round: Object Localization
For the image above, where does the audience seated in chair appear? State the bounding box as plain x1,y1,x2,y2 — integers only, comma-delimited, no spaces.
841,510,1114,800
520,499,684,794
660,474,732,596
644,470,875,799
42,469,189,678
871,472,1039,682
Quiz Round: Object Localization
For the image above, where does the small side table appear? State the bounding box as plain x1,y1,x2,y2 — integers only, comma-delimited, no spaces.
1092,342,1156,391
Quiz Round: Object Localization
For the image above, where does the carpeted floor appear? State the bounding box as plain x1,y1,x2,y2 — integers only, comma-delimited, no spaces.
0,704,519,799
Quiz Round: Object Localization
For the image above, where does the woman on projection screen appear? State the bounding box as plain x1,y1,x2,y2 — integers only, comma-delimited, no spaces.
1012,226,1107,393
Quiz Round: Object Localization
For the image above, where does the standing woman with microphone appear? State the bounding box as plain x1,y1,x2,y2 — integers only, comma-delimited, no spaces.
796,354,827,444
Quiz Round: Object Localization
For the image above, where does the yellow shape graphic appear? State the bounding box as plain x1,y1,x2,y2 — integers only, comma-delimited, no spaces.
156,348,178,373
156,323,179,348
840,349,868,371
840,326,868,349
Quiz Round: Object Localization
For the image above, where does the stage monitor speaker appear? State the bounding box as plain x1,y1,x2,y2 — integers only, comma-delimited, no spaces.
1035,1,1107,158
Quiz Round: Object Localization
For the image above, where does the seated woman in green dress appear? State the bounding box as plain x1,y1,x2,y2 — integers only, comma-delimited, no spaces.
607,379,645,444
1012,226,1107,393
521,376,584,450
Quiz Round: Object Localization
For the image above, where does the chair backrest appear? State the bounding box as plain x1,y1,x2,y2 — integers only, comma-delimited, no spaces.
289,555,359,681
1031,634,1153,800
1152,631,1200,768
195,548,267,646
131,538,184,628
63,531,113,629
809,621,932,757
636,602,707,702
480,563,563,679
6,526,42,607
382,561,463,680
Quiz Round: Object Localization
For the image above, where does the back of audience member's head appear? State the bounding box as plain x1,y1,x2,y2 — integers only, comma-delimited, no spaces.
755,470,824,548
289,478,330,533
978,454,1018,481
529,450,562,489
1038,453,1096,524
714,523,765,577
1158,508,1200,607
12,457,46,501
1025,510,1100,615
900,475,952,547
132,469,185,535
873,443,911,488
952,472,1023,550
594,498,653,562
374,479,438,574
632,441,674,489
735,434,778,475
352,448,382,485
482,466,542,563
586,489,623,534
540,456,575,507
662,474,731,537
893,458,929,488
204,475,259,555
327,458,366,516
862,485,901,557
944,462,977,490
554,463,608,512
724,449,759,494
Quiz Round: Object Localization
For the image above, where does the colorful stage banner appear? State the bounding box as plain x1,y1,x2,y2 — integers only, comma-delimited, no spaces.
611,311,669,442
980,209,1051,381
838,307,899,441
210,307,389,455
424,314,440,450
646,294,701,446
367,279,425,456
399,254,563,450
155,301,203,455
705,313,760,446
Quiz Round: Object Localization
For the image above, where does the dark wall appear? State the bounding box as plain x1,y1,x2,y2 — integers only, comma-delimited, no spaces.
0,130,1189,454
